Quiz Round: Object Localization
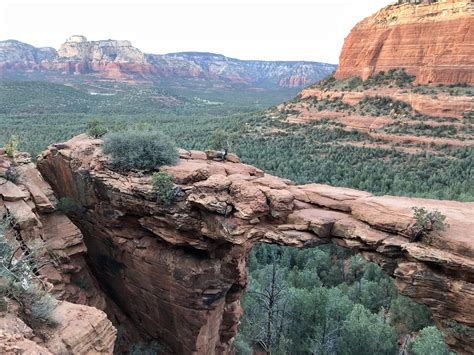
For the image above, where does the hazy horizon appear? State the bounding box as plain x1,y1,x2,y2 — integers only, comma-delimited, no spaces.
0,0,393,64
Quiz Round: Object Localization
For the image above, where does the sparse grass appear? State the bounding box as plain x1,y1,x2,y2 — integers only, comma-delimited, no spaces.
0,215,58,327
4,134,19,158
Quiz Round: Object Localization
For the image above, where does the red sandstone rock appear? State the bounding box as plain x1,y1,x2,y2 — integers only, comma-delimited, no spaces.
0,151,106,309
335,0,473,84
0,150,123,353
37,134,474,354
0,301,116,354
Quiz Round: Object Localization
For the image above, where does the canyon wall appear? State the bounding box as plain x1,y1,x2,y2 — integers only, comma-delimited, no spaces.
37,135,474,354
0,149,116,353
335,0,473,84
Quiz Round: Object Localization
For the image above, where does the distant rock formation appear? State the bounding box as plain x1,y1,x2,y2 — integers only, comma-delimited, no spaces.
0,37,336,88
147,51,335,87
37,134,474,354
0,40,57,70
335,0,473,84
58,35,147,63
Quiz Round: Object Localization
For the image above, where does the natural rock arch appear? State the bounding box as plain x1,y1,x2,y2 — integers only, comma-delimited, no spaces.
37,135,474,354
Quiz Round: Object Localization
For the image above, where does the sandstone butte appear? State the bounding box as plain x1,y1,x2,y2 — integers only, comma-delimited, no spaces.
0,134,460,354
335,0,474,84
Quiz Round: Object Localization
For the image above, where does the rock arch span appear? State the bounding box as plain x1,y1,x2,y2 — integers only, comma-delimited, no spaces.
37,135,474,354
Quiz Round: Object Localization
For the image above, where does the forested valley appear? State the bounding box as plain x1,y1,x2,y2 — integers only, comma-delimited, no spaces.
1,79,471,354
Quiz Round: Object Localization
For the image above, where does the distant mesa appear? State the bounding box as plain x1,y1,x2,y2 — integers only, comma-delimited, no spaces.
0,35,336,88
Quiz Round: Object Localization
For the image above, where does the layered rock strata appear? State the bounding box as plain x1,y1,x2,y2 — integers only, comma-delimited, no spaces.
0,301,116,354
37,135,474,354
0,37,336,88
335,0,474,84
0,149,116,353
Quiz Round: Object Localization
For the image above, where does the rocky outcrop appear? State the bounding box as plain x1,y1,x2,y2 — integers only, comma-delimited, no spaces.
0,149,117,353
37,135,474,354
300,87,474,119
0,38,336,88
0,301,116,354
52,35,154,79
335,0,473,84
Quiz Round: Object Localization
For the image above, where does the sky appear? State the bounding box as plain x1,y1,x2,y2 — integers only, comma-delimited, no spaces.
0,0,393,64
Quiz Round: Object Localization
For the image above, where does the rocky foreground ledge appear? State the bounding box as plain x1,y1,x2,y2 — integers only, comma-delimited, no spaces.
34,134,474,354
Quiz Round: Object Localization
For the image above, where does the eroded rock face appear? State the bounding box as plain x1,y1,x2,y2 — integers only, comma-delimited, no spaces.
0,301,116,354
335,0,473,84
0,149,116,353
37,135,474,354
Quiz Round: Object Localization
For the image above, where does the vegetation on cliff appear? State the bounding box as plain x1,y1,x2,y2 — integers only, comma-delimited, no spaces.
0,216,57,328
102,129,179,171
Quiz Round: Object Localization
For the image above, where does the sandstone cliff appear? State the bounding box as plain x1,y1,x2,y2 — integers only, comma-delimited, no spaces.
37,135,474,354
0,149,117,353
335,0,473,84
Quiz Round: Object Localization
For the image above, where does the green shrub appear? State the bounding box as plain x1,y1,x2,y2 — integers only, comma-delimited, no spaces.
442,319,474,342
102,130,179,171
345,77,363,90
234,333,252,355
390,295,432,334
0,279,9,312
151,172,175,204
210,128,234,152
410,326,450,355
86,118,108,138
20,287,57,326
0,215,57,326
409,207,447,242
4,134,19,158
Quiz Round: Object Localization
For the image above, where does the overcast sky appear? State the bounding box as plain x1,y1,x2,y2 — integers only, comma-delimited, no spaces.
0,0,393,64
